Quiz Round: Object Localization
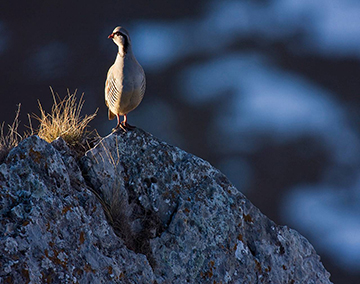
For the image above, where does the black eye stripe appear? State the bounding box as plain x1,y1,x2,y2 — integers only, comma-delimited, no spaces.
112,29,130,54
114,31,128,39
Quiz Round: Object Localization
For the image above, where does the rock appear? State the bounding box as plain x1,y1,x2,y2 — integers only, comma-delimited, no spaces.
0,129,332,283
81,128,332,284
0,136,154,283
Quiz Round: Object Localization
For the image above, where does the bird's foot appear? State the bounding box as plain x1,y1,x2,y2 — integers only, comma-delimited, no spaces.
112,122,135,133
112,123,128,133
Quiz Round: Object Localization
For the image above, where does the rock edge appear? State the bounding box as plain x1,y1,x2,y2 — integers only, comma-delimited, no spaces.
0,129,332,283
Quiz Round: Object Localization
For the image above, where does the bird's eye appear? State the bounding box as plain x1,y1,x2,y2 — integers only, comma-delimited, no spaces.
115,32,122,37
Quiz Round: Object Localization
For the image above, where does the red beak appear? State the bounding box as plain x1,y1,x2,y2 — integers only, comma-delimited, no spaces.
108,33,114,39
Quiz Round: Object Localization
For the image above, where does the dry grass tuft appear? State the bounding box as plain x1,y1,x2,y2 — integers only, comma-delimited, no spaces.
0,89,98,163
0,104,31,163
34,89,99,155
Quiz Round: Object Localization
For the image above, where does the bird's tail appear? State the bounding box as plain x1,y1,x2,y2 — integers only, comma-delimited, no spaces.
108,109,115,120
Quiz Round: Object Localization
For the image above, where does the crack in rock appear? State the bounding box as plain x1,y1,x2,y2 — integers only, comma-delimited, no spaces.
79,128,332,283
0,130,332,283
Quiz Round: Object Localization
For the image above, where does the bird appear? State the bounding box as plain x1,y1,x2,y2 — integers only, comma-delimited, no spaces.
105,26,146,131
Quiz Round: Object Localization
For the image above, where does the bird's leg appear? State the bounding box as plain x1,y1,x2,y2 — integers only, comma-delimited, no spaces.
113,114,127,132
121,114,135,129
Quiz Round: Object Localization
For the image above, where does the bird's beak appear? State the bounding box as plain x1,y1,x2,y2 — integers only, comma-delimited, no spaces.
108,33,114,39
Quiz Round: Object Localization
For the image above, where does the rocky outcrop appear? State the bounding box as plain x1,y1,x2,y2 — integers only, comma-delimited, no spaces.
0,129,331,283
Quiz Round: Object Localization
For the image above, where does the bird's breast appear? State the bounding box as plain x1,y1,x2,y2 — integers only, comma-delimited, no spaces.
105,51,145,115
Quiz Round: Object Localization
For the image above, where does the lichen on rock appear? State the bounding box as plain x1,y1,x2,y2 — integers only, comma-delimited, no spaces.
81,128,332,283
0,135,154,283
0,129,332,283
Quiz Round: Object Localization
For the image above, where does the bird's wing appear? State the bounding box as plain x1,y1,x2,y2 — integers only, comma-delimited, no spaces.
105,66,121,110
139,70,146,100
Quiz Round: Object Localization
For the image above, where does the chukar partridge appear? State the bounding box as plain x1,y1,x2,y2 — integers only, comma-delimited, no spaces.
105,26,146,131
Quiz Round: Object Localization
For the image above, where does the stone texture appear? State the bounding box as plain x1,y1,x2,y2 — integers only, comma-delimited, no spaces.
0,129,332,283
81,128,331,284
0,136,153,284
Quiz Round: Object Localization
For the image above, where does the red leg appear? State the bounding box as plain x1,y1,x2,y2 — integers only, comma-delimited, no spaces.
116,114,121,127
113,114,127,132
121,114,135,129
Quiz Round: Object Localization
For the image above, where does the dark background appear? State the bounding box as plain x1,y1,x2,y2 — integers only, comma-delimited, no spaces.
1,1,360,283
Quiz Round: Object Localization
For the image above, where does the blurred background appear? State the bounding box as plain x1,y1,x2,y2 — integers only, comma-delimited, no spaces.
1,0,360,282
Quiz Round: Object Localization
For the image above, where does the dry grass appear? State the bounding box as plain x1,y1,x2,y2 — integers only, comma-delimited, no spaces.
34,89,99,155
0,104,32,163
0,89,99,163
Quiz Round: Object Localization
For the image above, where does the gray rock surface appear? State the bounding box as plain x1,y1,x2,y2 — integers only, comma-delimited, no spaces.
0,129,332,283
0,136,154,283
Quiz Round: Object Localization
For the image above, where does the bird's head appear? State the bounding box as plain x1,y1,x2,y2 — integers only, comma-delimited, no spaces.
108,26,131,56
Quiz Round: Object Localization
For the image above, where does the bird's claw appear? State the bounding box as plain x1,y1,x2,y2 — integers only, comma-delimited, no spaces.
112,122,135,133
